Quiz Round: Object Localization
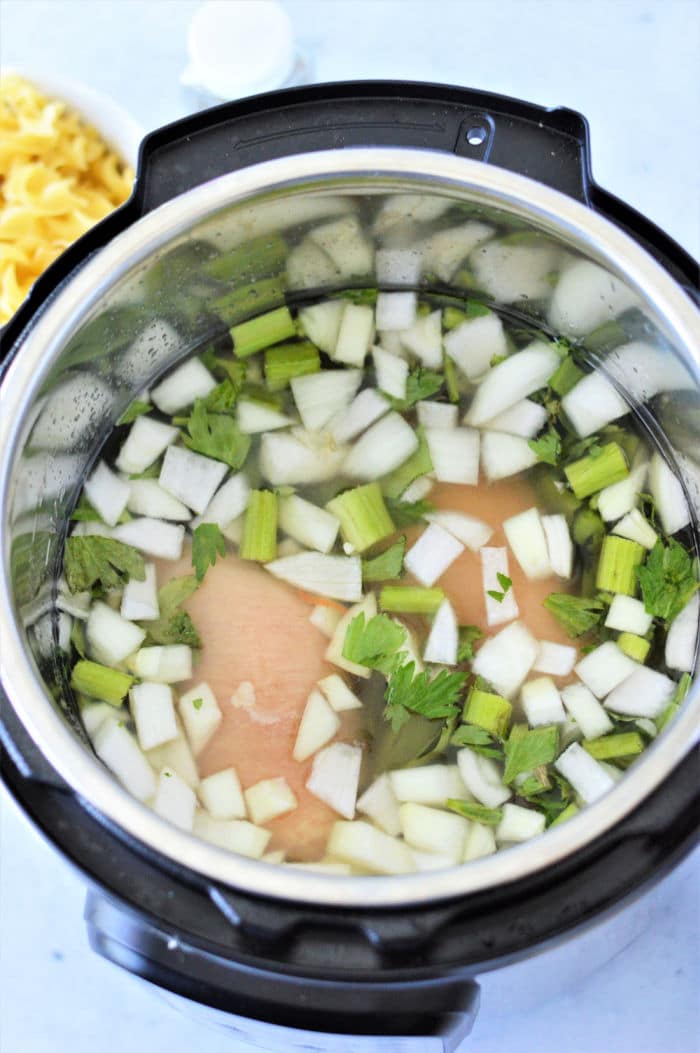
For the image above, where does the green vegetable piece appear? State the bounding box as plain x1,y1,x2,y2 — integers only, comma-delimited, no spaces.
463,685,512,738
616,632,651,663
564,441,629,499
64,536,145,594
213,276,285,326
443,350,460,403
531,465,581,521
503,724,559,783
327,482,395,553
450,723,502,758
201,377,244,413
388,368,443,411
264,341,320,390
191,523,227,582
457,625,484,663
71,660,134,706
550,802,580,827
543,593,605,638
384,497,436,527
143,574,201,647
385,662,467,725
204,234,287,283
362,537,406,583
487,573,513,604
118,400,151,425
240,491,278,562
549,356,584,397
381,427,433,499
596,536,645,596
656,673,692,732
446,799,503,826
528,428,562,466
379,586,445,615
582,319,628,355
583,732,644,761
183,399,251,469
191,697,204,711
637,537,699,625
70,495,103,523
442,307,467,330
230,305,296,358
342,612,407,676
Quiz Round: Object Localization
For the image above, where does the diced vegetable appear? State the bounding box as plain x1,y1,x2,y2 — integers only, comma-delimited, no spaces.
584,733,644,761
93,718,156,801
264,341,320,390
293,689,341,762
334,304,375,366
375,291,417,331
561,372,629,438
423,599,459,665
596,536,645,595
82,701,123,739
379,586,444,614
425,426,480,485
617,632,651,663
665,593,699,673
231,306,296,357
327,820,415,875
193,472,250,530
84,461,130,527
533,640,577,677
409,849,455,872
127,479,192,521
480,546,518,626
86,601,146,667
237,399,293,434
291,369,362,431
277,494,339,555
561,682,614,739
471,237,562,303
389,764,464,807
554,742,616,802
159,446,228,514
598,462,648,522
151,359,216,414
399,802,469,863
193,813,271,858
71,660,134,706
548,260,639,337
116,416,179,475
574,642,637,698
373,346,409,399
130,682,179,751
465,342,560,427
327,482,394,553
565,442,629,500
128,644,192,684
328,388,389,443
472,620,539,698
457,749,511,808
399,309,443,368
178,682,222,756
483,398,548,439
605,594,653,635
325,593,377,678
404,523,464,586
445,313,508,380
604,666,675,718
112,518,185,560
541,514,574,580
147,726,199,789
520,677,566,726
198,767,247,819
344,412,419,480
422,221,493,281
306,742,362,818
356,773,401,836
240,490,277,562
424,509,493,551
613,509,658,550
298,301,345,354
503,507,552,580
481,431,538,482
309,605,344,639
259,431,348,486
153,768,197,831
463,684,512,738
496,803,546,843
245,777,298,825
317,673,362,712
416,400,457,430
463,821,497,861
266,552,362,602
648,451,691,535
309,215,374,276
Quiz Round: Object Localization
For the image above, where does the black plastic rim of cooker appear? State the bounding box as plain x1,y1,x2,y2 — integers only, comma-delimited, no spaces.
1,82,699,1041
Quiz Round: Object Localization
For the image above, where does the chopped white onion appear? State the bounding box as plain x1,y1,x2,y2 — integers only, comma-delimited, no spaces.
463,822,497,861
421,221,493,281
309,605,344,639
298,300,345,354
555,742,616,802
178,682,222,756
115,416,179,476
328,387,389,444
327,820,415,875
153,767,197,831
574,642,637,699
389,764,466,807
245,777,298,825
481,431,538,482
496,803,546,843
548,260,639,337
333,304,375,367
265,552,362,602
520,676,566,726
465,342,560,427
375,291,417,331
112,517,185,560
292,689,341,762
503,507,552,580
424,509,493,551
482,398,548,439
356,773,401,836
291,369,362,432
193,813,271,858
399,309,443,368
93,718,155,801
373,345,409,400
286,238,339,290
237,399,293,434
561,371,629,438
120,563,159,621
471,237,563,304
128,644,192,684
127,479,192,521
425,426,480,485
399,803,469,863
86,601,145,667
423,598,459,665
198,767,247,819
82,702,121,740
84,460,130,527
598,462,648,523
401,475,435,503
278,494,340,554
147,725,200,789
648,451,691,535
541,513,574,579
533,640,577,677
457,748,511,809
665,593,699,674
259,431,348,486
375,245,423,285
604,666,675,718
306,742,362,818
416,400,458,430
480,546,519,627
561,683,613,740
317,673,363,711
343,411,419,480
613,509,658,550
445,312,508,381
308,215,374,277
159,445,228,514
151,358,216,415
605,595,653,635
192,472,250,530
404,522,464,586
472,620,539,698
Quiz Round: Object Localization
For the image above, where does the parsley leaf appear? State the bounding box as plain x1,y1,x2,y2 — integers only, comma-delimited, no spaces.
70,495,103,523
447,799,503,825
487,573,513,604
64,536,145,593
191,523,226,582
201,377,243,414
183,399,251,469
362,537,406,583
503,724,559,784
456,625,484,663
388,368,443,410
143,574,201,647
450,723,502,758
118,400,151,425
637,537,699,625
543,593,605,638
528,428,562,466
342,613,407,676
384,497,436,527
385,662,467,724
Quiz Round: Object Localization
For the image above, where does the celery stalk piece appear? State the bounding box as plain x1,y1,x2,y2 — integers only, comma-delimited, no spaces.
231,306,296,358
204,235,288,283
616,632,651,663
214,277,285,326
583,732,645,761
564,442,629,499
379,586,445,615
71,660,135,706
264,341,320,390
596,536,645,595
326,482,395,553
240,491,278,562
550,802,580,827
443,350,460,404
463,685,513,737
381,427,433,500
549,355,584,396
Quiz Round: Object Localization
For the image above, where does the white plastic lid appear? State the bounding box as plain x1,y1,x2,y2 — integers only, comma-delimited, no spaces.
182,0,296,100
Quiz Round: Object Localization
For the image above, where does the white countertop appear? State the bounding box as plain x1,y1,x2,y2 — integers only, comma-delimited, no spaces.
1,2,699,1051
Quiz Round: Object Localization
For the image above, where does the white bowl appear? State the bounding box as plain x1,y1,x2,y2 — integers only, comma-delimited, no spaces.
4,67,144,168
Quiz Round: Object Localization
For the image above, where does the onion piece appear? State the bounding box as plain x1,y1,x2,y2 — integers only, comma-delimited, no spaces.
424,509,493,551
463,822,497,861
293,689,341,761
151,358,216,415
112,517,185,560
259,431,348,486
416,401,458,430
147,724,200,790
481,431,537,482
561,683,614,740
308,214,374,277
482,398,548,439
555,742,616,802
520,676,566,726
421,221,493,281
356,773,401,836
457,748,511,808
128,644,192,684
198,767,246,819
503,507,552,580
237,399,294,435
278,494,340,554
192,472,250,530
533,640,577,677
561,371,629,439
470,237,563,304
389,764,466,807
93,718,156,801
291,369,362,432
541,513,574,579
115,416,179,475
328,387,389,444
613,508,658,550
648,451,691,535
84,461,130,527
425,426,480,485
86,602,146,667
574,642,637,699
423,598,459,665
286,238,339,290
399,309,443,368
399,803,469,863
306,742,363,818
245,777,298,825
159,446,228,514
472,620,539,698
480,546,519,627
375,245,423,285
375,291,417,331
317,673,363,712
373,346,409,400
597,462,648,523
120,562,159,621
298,300,345,354
665,593,699,674
193,813,271,858
265,552,362,602
327,820,415,875
401,475,435,503
465,342,560,427
444,312,508,381
496,803,546,843
127,479,192,521
404,523,465,587
548,259,639,337
604,595,653,635
178,682,222,756
309,605,344,639
343,412,419,480
333,303,375,367
604,666,676,718
153,767,197,831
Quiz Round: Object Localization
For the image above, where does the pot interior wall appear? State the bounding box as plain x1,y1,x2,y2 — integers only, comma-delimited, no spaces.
4,173,699,842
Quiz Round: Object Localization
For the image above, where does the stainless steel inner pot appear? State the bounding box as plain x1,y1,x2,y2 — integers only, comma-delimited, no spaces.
1,148,699,908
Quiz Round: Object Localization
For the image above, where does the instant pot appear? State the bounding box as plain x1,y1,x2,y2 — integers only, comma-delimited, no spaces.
1,83,698,1051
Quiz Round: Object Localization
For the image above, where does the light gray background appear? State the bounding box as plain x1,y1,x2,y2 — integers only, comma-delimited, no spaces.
1,2,699,1052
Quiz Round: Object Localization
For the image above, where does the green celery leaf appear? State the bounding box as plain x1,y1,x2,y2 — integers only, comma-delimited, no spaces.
384,662,467,722
342,612,407,676
70,495,102,523
503,724,559,783
543,593,605,638
528,428,562,466
450,723,503,758
362,537,406,583
64,536,145,593
384,497,436,527
191,524,226,583
637,537,699,625
456,625,484,663
388,368,443,410
183,399,251,469
446,799,503,825
143,574,201,647
118,400,151,425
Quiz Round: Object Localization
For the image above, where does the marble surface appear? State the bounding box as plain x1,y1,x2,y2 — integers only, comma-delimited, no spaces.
1,2,699,1051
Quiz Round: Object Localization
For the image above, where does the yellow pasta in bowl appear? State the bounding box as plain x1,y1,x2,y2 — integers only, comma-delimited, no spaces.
0,73,136,324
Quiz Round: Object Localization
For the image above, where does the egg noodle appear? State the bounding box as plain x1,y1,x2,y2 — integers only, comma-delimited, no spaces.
0,73,134,324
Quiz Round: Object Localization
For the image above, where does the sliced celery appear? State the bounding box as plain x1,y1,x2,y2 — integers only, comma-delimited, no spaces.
616,631,651,663
549,355,584,397
327,482,395,553
583,732,644,761
71,659,134,706
231,306,296,358
204,235,287,283
596,535,645,595
463,685,512,738
379,585,445,615
443,349,460,404
381,427,433,499
565,442,629,499
240,490,278,562
214,276,285,326
264,341,320,390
